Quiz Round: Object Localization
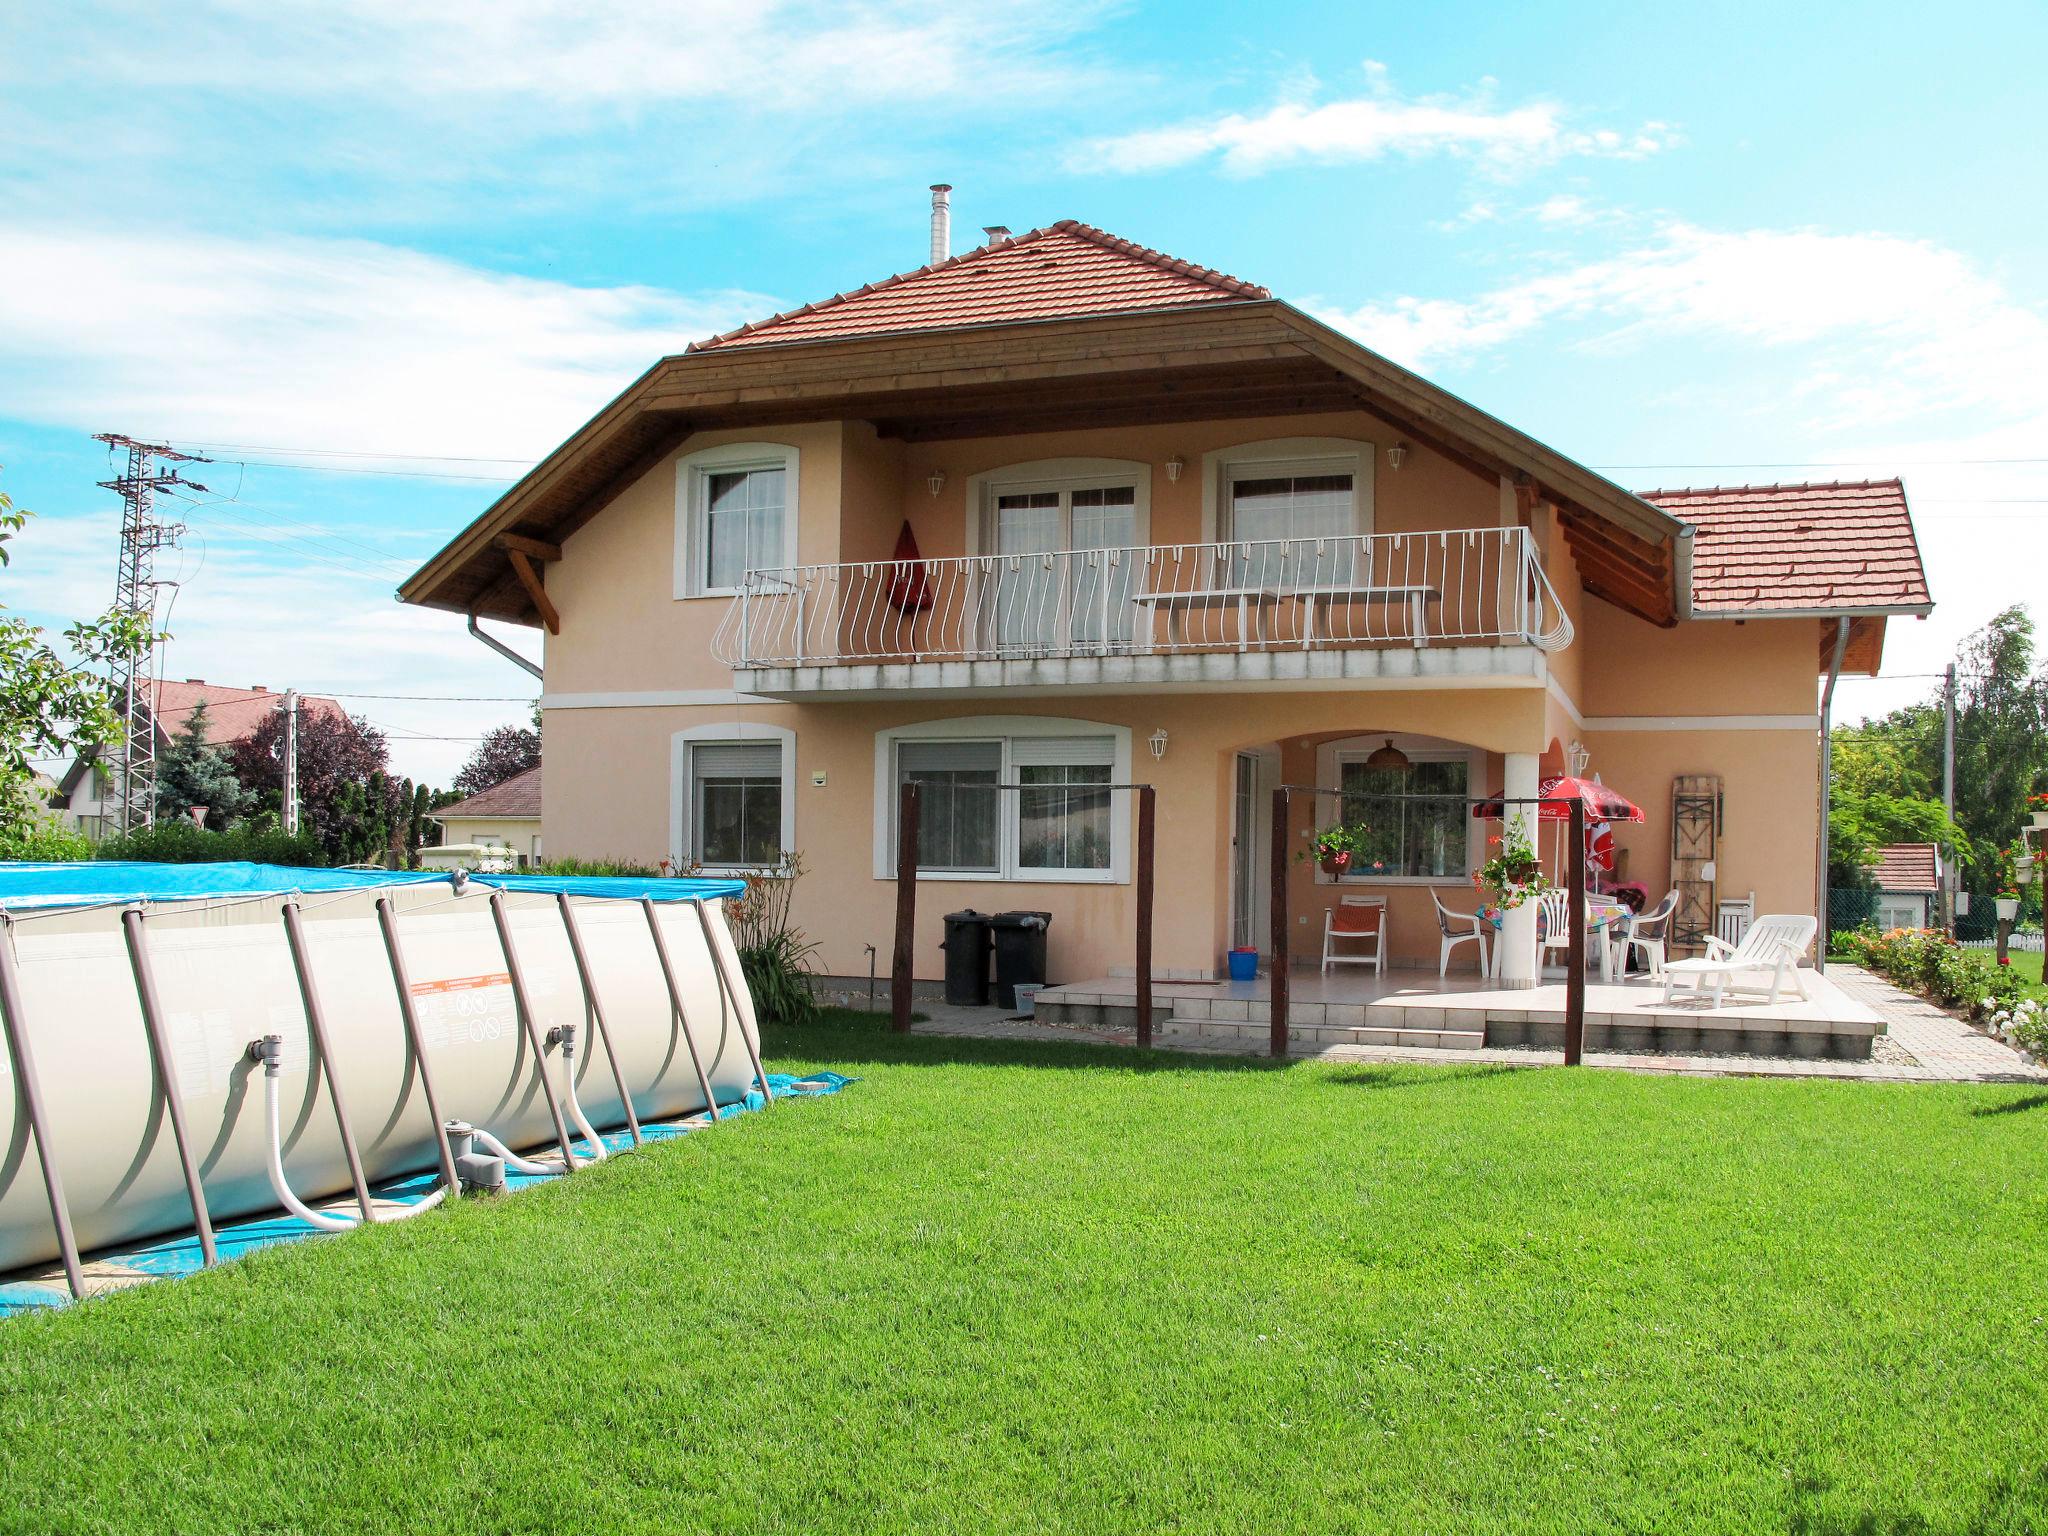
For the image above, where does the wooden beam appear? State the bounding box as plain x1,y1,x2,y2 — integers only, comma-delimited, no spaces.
506,547,559,636
494,532,562,562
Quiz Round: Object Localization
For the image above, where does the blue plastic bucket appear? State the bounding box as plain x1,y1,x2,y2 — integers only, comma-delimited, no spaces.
1227,947,1259,982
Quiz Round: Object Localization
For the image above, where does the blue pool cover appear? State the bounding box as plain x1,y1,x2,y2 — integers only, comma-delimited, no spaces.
0,860,746,911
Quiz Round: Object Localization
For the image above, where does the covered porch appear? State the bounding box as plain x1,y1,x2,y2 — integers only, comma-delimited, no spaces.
1031,963,1883,1060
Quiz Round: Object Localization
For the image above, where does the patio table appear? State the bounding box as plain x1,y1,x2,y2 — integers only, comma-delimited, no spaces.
1482,898,1634,982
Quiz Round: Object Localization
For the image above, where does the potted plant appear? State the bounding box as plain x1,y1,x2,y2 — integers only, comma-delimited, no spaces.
1304,822,1369,878
2030,792,2048,831
1994,842,2023,922
1473,823,1543,911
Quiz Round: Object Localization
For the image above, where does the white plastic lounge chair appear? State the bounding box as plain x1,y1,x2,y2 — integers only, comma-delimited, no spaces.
1322,895,1387,975
1659,914,1817,1008
1429,888,1489,977
1615,888,1680,979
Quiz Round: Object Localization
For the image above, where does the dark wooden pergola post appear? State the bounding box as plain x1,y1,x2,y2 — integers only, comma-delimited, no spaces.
1135,784,1155,1048
891,781,919,1033
1269,786,1290,1058
1565,797,1587,1066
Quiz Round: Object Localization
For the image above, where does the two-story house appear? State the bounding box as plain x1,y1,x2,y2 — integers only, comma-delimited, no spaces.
400,217,1930,991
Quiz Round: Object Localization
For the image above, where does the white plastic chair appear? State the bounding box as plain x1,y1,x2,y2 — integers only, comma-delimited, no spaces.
1616,888,1680,979
1660,914,1818,1008
1428,888,1489,977
1534,888,1573,972
1322,895,1386,975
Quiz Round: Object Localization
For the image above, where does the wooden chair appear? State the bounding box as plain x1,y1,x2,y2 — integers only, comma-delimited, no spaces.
1322,895,1387,976
1428,888,1489,977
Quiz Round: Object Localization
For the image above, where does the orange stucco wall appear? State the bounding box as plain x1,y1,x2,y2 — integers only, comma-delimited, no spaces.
530,403,1829,985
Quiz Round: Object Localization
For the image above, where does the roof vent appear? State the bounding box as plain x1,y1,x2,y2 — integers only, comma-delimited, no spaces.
929,184,952,266
982,225,1012,247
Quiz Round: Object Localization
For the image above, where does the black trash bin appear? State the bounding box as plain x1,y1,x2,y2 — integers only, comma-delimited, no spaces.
941,910,994,1006
991,910,1053,1010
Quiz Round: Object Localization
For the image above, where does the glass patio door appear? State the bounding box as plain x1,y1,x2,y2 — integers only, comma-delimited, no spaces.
984,483,1138,653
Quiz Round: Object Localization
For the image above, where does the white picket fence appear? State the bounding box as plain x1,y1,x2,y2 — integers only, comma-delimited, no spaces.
1963,930,2045,953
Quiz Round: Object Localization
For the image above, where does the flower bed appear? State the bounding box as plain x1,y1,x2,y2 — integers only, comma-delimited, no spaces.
1839,926,2037,1054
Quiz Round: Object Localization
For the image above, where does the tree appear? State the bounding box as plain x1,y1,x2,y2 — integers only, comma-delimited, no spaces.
229,706,391,862
452,719,540,798
154,702,250,828
0,473,156,839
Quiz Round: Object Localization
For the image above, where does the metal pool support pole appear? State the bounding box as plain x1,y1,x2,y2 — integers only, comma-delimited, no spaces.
282,900,377,1221
693,897,774,1107
0,914,85,1300
1135,784,1155,1048
120,908,218,1267
489,891,580,1171
374,896,462,1192
1269,786,1290,1058
892,781,919,1033
557,893,644,1144
641,898,723,1123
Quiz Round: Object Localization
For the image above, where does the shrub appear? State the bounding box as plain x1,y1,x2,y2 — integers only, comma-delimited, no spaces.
94,819,327,866
726,852,820,1028
531,856,664,878
0,813,92,862
1838,925,2022,1018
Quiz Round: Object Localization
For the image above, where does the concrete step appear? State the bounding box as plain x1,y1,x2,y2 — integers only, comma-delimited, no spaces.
1158,1013,1485,1052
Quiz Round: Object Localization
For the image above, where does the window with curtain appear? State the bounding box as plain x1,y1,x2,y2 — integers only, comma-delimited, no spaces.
985,481,1139,652
702,465,787,591
1337,756,1469,878
691,742,783,867
1014,737,1114,873
898,740,1001,873
1226,466,1357,587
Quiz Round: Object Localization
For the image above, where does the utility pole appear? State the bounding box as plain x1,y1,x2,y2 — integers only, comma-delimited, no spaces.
1943,663,1957,931
280,690,301,836
94,434,208,835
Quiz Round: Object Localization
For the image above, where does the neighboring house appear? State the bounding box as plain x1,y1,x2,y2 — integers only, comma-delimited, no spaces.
1872,842,1942,930
429,765,543,865
52,679,345,839
401,216,1932,985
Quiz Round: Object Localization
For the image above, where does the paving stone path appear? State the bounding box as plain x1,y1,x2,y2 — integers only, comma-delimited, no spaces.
910,965,2048,1084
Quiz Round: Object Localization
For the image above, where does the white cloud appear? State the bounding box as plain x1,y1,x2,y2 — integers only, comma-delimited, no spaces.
15,0,1112,112
1323,222,2048,430
0,225,774,456
1071,63,1672,175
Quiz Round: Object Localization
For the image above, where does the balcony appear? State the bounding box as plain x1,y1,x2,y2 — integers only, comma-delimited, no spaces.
713,526,1574,699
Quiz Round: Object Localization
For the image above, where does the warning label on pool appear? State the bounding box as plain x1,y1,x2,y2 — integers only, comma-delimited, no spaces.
408,972,514,1046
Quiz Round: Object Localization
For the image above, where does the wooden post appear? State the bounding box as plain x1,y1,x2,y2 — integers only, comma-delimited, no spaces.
1269,786,1290,1058
1135,785,1155,1048
1565,798,1587,1066
892,781,919,1033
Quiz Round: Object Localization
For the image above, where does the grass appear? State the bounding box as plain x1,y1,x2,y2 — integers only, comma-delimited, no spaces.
4,1012,2048,1533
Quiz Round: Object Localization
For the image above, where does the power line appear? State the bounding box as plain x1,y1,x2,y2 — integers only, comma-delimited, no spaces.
1598,456,2048,470
169,439,533,466
212,458,517,484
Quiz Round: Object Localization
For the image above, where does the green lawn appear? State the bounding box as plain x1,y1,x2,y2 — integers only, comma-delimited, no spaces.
2002,947,2048,1004
5,1015,2048,1534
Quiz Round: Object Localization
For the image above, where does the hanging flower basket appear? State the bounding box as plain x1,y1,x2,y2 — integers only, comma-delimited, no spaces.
1474,826,1543,911
1996,896,2021,922
1302,822,1369,878
1319,851,1352,878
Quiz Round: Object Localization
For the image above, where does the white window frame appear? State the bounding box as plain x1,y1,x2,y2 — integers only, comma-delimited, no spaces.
1199,437,1373,544
1312,733,1478,887
673,441,801,599
873,715,1133,885
670,722,797,873
963,458,1152,556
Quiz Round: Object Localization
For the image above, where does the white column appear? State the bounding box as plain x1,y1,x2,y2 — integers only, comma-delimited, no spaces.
1498,751,1540,990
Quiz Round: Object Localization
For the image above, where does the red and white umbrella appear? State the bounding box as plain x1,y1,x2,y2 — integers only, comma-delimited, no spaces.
1470,775,1644,824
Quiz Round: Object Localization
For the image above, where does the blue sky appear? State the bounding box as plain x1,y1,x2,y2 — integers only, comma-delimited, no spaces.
3,0,2045,781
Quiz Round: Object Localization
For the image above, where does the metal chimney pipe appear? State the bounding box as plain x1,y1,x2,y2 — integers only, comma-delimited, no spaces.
929,183,952,265
982,225,1012,247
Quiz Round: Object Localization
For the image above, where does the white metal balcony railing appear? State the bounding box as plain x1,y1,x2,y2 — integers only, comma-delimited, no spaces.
711,526,1574,670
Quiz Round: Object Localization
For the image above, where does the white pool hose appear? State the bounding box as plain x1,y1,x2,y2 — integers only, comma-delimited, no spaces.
558,1022,607,1162
252,1035,447,1227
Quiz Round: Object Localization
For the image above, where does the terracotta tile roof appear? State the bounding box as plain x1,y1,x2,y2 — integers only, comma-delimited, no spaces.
1874,842,1940,894
151,680,346,747
689,220,1271,352
1640,480,1930,615
436,765,541,820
